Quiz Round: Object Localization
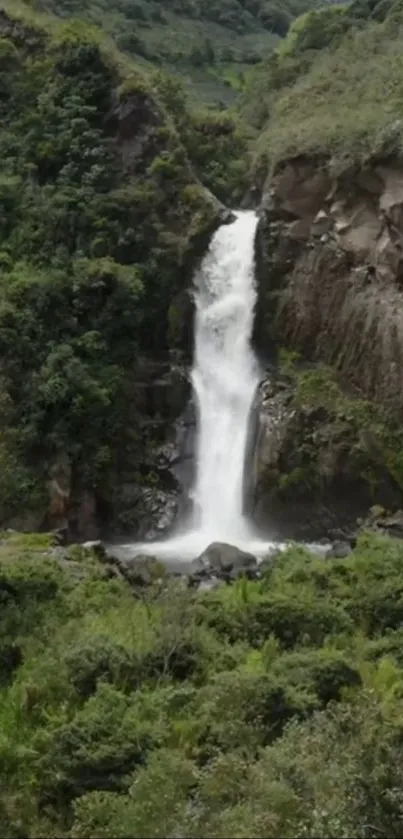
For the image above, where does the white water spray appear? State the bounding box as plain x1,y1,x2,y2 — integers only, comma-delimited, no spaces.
120,211,277,561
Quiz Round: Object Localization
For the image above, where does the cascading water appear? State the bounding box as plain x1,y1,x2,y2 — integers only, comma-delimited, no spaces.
189,210,260,542
122,210,276,561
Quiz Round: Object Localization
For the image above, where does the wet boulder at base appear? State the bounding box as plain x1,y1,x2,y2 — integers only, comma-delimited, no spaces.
191,542,259,582
326,540,353,559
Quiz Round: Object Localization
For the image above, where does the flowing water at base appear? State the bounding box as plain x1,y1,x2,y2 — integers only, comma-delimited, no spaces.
121,211,279,563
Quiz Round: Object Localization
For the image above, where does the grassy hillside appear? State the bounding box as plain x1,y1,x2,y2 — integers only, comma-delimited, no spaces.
3,530,403,836
26,0,327,104
244,0,403,170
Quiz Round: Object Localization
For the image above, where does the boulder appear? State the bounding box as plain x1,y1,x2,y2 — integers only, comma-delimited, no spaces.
140,489,179,541
381,510,403,538
359,507,403,540
272,161,331,220
102,545,170,587
197,577,226,593
219,207,237,225
192,542,258,579
56,559,89,582
326,540,352,559
121,555,167,587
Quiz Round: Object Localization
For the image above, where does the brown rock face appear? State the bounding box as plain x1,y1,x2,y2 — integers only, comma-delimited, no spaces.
108,91,161,168
271,160,331,220
255,157,403,416
72,491,99,542
47,458,98,540
47,456,72,532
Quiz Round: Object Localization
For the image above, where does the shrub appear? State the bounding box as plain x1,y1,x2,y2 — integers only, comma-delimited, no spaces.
271,648,362,704
63,636,140,699
184,669,319,758
203,587,351,648
37,683,167,802
71,749,198,838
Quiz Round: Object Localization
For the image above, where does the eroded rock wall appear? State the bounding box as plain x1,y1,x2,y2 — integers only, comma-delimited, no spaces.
252,157,403,538
255,158,403,414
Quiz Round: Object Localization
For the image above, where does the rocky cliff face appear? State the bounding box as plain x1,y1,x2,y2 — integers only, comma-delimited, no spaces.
252,157,403,538
255,157,403,413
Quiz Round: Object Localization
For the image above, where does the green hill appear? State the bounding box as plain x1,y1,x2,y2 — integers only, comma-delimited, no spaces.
243,0,403,170
26,0,326,104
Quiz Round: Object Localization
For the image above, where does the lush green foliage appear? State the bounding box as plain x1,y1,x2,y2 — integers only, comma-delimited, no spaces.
244,0,403,168
0,4,233,525
2,531,403,836
154,71,249,202
274,357,403,498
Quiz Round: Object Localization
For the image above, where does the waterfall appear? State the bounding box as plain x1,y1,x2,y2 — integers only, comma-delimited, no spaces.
189,210,260,541
122,210,275,561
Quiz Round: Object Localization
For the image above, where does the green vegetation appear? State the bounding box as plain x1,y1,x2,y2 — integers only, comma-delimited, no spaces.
153,71,249,202
3,3,403,837
0,1,248,528
244,0,403,169
2,530,403,836
26,0,327,104
274,358,403,498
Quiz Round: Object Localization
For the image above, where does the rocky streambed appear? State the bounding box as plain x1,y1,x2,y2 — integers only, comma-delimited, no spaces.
104,540,282,591
68,506,403,593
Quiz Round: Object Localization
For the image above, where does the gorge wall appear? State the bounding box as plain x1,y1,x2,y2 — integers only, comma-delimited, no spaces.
252,156,403,539
256,157,403,411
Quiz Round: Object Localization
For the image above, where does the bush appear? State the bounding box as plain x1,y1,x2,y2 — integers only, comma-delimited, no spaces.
71,749,198,838
257,692,403,838
203,587,352,648
1,532,403,834
185,669,319,758
279,6,352,57
64,636,140,699
37,683,167,802
272,649,362,704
